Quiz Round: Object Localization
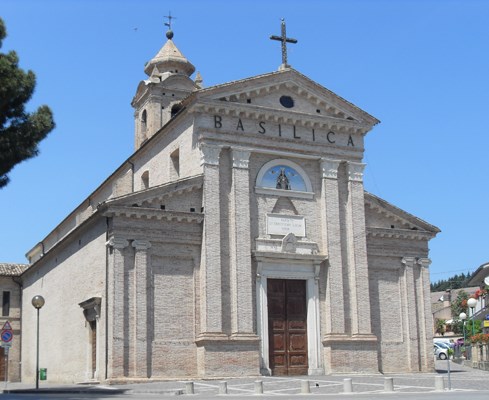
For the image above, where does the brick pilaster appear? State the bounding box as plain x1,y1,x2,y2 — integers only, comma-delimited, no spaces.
198,144,224,336
320,158,345,336
230,149,254,335
132,240,151,377
106,237,129,379
401,256,420,371
345,162,373,336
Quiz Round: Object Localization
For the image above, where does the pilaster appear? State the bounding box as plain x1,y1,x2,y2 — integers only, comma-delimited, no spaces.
319,158,345,336
132,240,151,377
198,144,224,336
230,148,255,335
106,237,129,379
345,162,372,336
401,256,420,371
417,257,433,371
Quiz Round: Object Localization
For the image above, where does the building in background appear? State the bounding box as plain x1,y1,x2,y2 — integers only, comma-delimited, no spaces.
0,263,28,382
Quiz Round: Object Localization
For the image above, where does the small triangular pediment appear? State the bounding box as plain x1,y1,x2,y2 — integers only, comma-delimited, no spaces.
188,68,379,129
272,197,298,215
364,192,440,234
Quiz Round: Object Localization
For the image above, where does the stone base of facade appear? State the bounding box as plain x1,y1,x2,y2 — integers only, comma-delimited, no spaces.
322,334,379,374
195,333,260,377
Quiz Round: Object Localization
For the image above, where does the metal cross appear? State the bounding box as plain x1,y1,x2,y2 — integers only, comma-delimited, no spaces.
164,11,176,30
270,18,297,69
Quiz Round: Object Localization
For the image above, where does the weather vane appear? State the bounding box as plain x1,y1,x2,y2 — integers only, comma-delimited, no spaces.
270,18,297,69
164,12,176,39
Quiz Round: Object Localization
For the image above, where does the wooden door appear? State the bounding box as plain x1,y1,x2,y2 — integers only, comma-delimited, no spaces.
0,347,5,381
268,279,308,375
89,321,96,375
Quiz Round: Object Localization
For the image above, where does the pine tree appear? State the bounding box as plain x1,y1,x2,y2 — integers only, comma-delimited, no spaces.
0,18,55,188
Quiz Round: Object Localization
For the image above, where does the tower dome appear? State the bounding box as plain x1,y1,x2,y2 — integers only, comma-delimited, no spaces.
144,30,195,77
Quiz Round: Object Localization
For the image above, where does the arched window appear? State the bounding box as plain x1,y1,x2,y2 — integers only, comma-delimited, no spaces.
141,109,147,137
255,159,313,199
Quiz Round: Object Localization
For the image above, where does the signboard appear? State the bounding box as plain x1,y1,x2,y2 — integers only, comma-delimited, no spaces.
267,214,306,237
484,320,489,328
1,320,13,348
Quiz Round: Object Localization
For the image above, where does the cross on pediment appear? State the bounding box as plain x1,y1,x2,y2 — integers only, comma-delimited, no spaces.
270,18,297,70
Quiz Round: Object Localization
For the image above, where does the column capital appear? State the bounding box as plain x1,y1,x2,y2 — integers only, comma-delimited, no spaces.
106,237,129,249
417,258,431,268
347,162,366,182
132,240,152,250
232,148,251,169
200,144,221,166
320,158,341,179
401,257,417,267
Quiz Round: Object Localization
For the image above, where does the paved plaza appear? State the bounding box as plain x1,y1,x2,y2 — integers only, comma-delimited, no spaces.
1,360,489,399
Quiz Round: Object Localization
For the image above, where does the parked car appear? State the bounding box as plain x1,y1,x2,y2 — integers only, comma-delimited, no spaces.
434,343,448,360
434,341,452,350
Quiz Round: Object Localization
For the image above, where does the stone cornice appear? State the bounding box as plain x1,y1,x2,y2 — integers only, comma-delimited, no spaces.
103,206,203,224
102,175,203,209
367,227,435,241
190,101,370,135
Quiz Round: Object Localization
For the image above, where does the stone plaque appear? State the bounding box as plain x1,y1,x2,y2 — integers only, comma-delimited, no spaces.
266,214,305,237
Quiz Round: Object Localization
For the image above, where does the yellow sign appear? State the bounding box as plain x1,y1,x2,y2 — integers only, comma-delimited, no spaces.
483,320,489,327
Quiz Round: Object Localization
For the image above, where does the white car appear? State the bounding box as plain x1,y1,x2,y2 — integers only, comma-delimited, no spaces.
434,343,448,360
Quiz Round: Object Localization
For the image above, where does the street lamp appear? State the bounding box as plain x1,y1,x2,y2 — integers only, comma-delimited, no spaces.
467,297,477,338
31,295,45,390
459,312,467,347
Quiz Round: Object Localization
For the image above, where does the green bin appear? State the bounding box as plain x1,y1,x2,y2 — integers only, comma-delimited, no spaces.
40,368,47,381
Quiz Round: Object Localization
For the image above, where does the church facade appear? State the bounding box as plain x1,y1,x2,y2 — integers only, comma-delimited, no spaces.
20,27,439,383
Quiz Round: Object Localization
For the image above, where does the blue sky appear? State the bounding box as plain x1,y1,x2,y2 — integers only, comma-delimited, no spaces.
1,0,487,283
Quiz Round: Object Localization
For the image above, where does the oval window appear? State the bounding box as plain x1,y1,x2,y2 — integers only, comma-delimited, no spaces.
279,95,294,108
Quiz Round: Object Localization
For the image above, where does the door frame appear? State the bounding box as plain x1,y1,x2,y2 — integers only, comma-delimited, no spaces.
256,259,323,375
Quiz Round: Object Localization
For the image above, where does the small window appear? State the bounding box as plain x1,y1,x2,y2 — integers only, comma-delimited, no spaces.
279,95,294,108
171,104,182,117
2,292,10,317
141,110,147,129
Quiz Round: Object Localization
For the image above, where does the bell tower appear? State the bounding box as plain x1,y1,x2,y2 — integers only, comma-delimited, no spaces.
131,22,200,149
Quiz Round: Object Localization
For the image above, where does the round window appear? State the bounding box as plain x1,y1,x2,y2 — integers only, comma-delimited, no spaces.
279,95,294,108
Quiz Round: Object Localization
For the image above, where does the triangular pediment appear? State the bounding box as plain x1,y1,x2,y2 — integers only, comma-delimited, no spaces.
364,192,440,238
185,68,379,134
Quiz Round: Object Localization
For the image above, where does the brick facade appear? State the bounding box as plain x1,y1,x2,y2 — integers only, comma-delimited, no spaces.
18,31,439,383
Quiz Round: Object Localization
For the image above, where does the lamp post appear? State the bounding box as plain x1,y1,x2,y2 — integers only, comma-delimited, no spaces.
459,312,467,346
31,295,45,390
467,297,477,338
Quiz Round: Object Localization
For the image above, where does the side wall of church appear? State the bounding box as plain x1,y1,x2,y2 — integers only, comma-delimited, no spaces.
367,236,434,373
107,206,203,379
132,116,202,191
21,218,108,384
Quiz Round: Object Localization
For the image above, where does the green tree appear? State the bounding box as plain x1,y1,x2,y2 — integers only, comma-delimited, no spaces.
435,318,446,336
451,289,469,318
0,18,54,188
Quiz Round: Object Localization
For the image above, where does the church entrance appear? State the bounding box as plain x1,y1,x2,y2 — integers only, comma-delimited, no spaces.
267,279,308,375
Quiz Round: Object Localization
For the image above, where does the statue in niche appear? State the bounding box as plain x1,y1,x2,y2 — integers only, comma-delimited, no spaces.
276,168,291,190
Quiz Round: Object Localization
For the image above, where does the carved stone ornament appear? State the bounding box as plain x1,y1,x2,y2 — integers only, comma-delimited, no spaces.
232,148,251,169
347,162,366,182
417,258,432,268
132,240,152,250
401,257,416,267
281,232,298,253
106,237,129,249
200,144,221,166
320,158,341,179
